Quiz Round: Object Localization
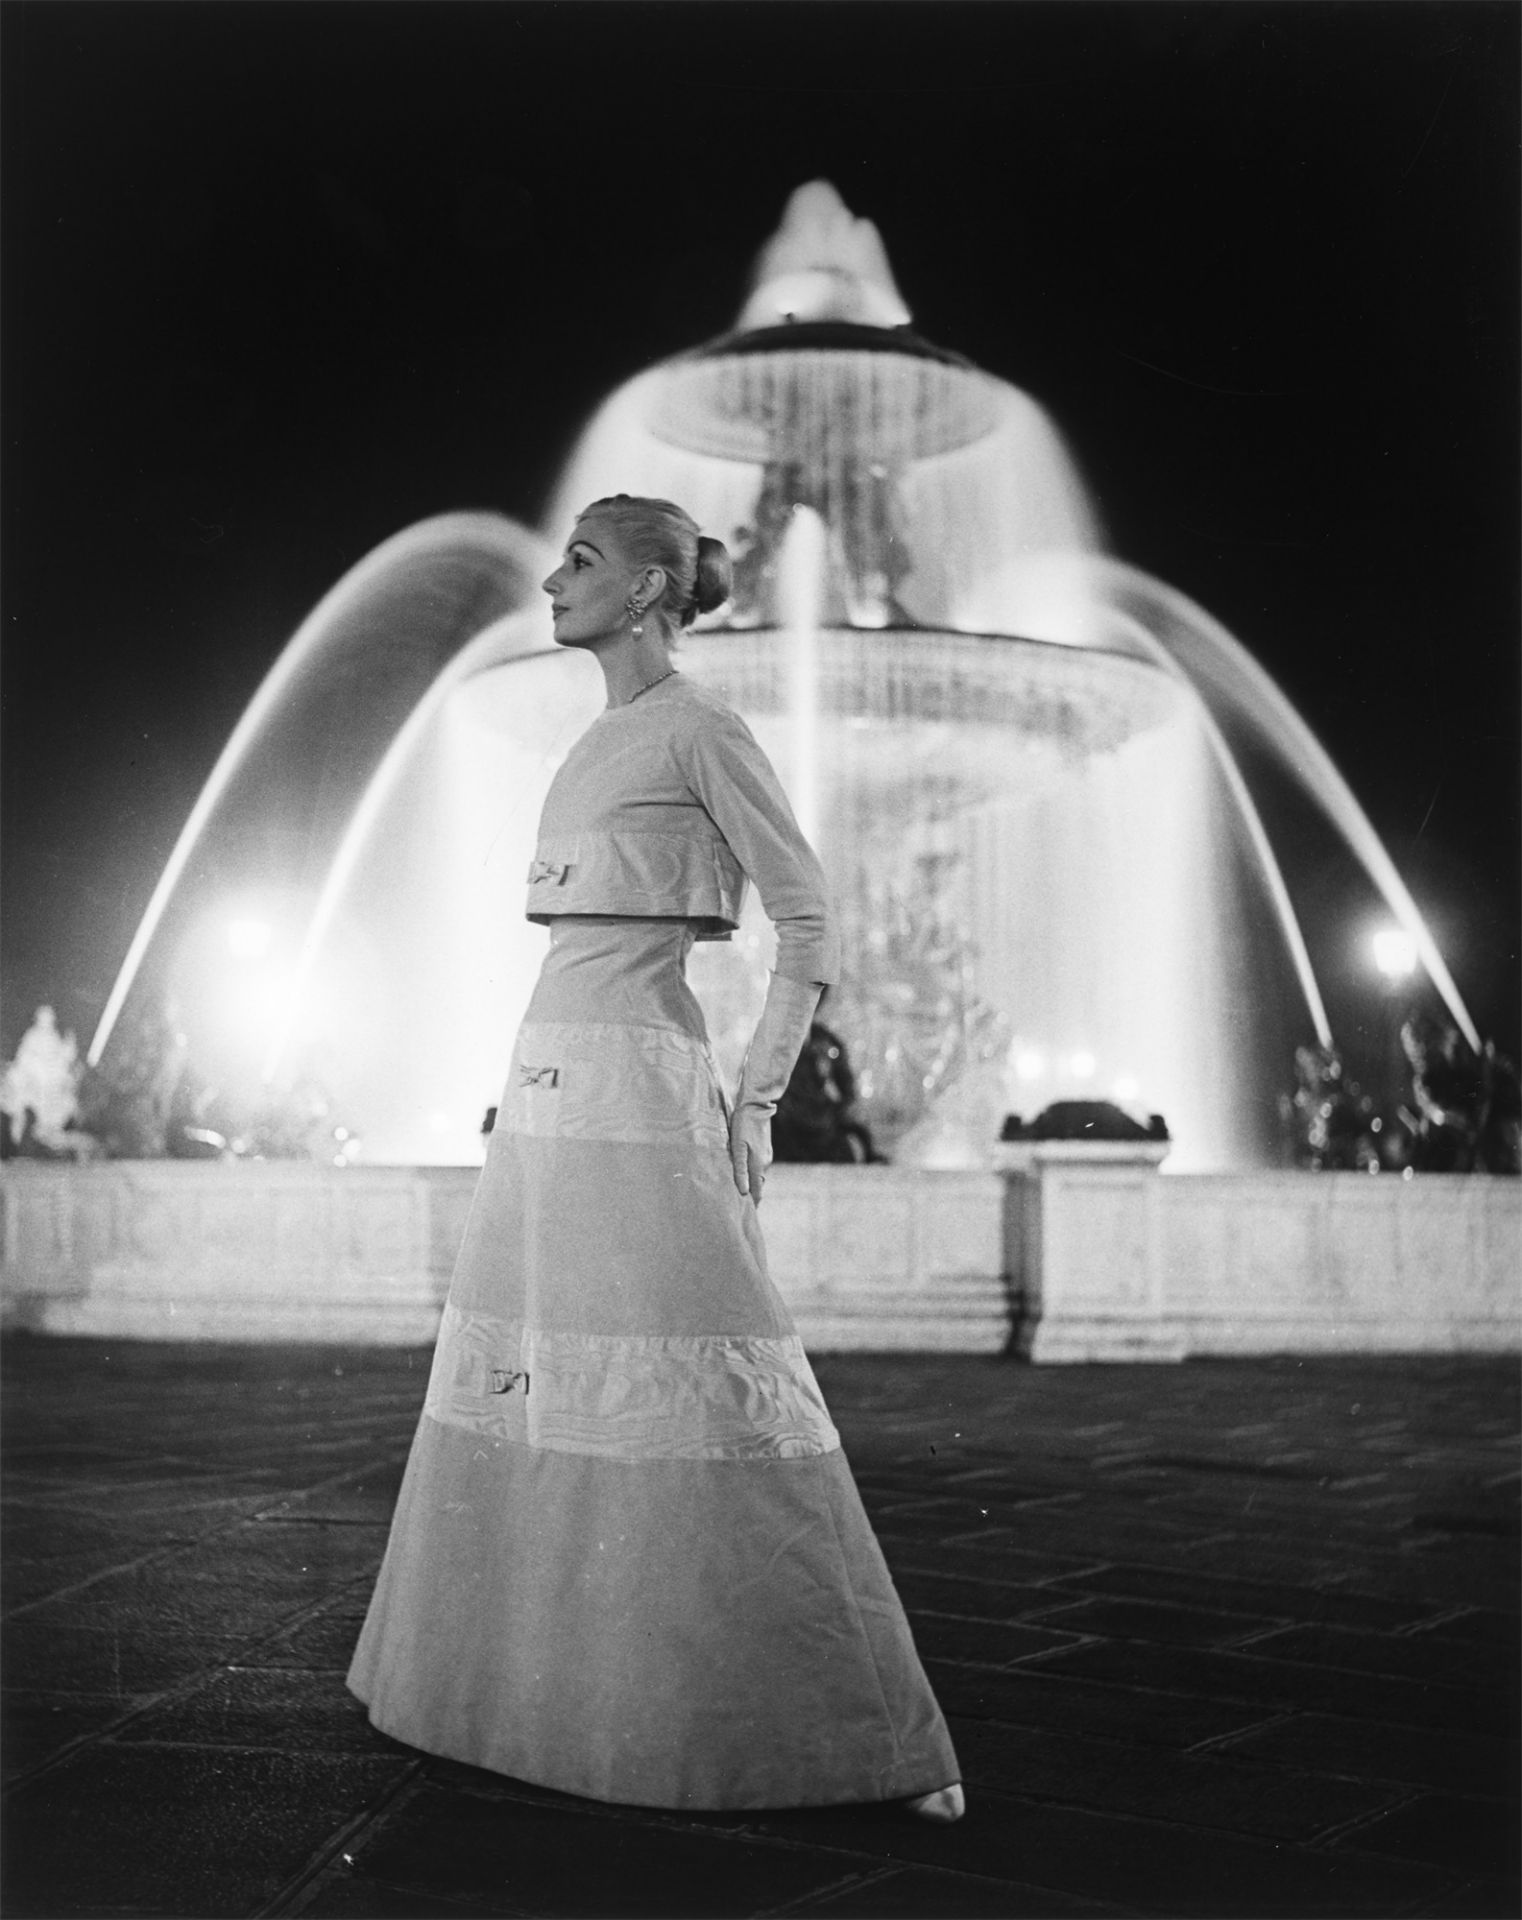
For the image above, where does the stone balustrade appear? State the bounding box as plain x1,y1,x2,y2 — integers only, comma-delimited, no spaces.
3,1154,1518,1357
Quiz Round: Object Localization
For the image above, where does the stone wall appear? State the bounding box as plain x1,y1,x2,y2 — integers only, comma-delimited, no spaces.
0,1160,1012,1351
0,1163,472,1344
3,1156,1518,1357
1157,1168,1522,1356
1006,1145,1520,1361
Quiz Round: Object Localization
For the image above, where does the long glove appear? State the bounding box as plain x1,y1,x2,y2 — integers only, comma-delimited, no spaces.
730,973,823,1205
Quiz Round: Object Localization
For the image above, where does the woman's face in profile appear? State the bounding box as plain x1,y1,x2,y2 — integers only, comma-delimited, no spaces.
542,517,636,649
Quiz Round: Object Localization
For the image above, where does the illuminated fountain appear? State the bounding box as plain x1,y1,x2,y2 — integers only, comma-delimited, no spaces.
88,182,1478,1173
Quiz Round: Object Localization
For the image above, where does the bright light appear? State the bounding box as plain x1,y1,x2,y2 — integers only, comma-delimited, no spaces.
224,972,300,1039
1113,1075,1141,1103
227,917,274,960
1014,1049,1045,1083
1372,928,1417,980
1069,1050,1097,1080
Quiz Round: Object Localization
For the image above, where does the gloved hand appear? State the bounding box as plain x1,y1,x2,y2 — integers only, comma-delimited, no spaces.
730,972,823,1205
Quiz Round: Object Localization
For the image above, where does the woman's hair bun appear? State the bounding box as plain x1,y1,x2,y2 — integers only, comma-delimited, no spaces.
692,534,733,618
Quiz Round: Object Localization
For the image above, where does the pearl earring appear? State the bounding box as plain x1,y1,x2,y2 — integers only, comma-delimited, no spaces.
626,596,645,640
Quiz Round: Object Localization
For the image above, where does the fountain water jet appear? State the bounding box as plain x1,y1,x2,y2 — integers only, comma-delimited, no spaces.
1082,557,1479,1053
89,182,1477,1171
88,515,552,1073
780,508,826,844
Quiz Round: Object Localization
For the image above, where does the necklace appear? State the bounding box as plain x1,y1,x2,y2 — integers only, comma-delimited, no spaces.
626,665,676,704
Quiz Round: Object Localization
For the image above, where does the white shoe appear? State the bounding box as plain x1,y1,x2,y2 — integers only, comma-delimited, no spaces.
904,1783,965,1823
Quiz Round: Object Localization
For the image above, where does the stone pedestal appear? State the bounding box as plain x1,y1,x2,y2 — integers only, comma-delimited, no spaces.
999,1143,1183,1362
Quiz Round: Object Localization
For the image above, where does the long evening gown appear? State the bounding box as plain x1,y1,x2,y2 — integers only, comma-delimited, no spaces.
348,677,958,1810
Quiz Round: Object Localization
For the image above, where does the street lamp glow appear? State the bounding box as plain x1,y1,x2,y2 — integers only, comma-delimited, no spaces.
1014,1049,1045,1083
1372,928,1417,980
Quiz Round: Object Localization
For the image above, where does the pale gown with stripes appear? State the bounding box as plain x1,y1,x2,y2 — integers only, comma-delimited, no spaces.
347,672,958,1809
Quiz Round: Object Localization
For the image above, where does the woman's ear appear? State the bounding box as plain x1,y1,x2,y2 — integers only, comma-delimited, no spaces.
640,565,670,609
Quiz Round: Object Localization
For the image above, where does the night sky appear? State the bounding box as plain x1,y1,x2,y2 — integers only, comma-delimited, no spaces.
4,1,1518,1070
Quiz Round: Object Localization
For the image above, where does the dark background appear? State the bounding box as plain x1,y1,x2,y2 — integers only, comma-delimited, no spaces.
4,1,1517,1069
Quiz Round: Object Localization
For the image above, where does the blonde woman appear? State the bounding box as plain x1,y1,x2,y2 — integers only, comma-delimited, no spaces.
349,495,962,1821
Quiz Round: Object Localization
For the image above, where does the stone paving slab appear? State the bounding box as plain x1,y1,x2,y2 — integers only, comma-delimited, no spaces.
1,1337,1517,1918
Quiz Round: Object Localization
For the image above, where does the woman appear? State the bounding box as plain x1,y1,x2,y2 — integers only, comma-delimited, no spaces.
348,495,963,1820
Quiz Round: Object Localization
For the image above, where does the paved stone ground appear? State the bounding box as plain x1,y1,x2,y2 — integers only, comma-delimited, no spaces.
1,1337,1516,1920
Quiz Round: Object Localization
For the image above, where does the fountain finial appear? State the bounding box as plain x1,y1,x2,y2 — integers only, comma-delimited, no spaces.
737,181,912,331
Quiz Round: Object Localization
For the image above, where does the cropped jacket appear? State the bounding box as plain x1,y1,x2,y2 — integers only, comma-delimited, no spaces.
525,674,840,986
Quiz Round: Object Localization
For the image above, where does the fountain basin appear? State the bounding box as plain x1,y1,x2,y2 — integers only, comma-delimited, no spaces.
5,1159,1517,1358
